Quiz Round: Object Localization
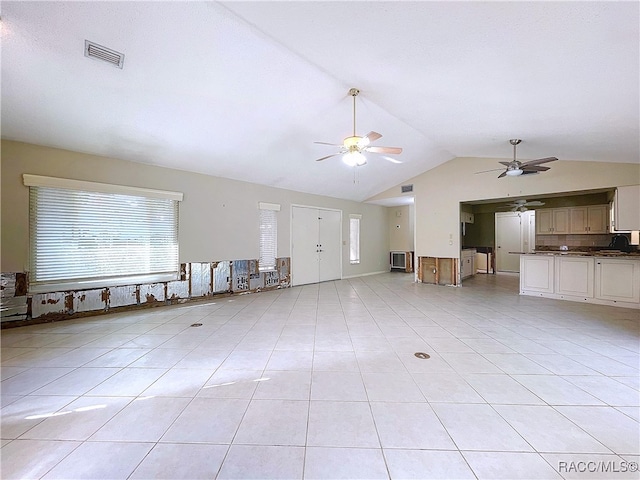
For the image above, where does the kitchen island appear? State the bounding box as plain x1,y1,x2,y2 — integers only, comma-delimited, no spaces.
520,251,640,309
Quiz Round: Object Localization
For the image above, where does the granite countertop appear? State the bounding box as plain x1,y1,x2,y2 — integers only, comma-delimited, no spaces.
528,250,640,257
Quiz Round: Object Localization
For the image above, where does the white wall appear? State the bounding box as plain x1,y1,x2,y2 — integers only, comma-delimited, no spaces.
388,204,414,252
1,141,390,278
369,157,640,258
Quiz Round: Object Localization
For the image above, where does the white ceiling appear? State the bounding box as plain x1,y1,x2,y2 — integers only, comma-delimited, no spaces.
2,2,638,202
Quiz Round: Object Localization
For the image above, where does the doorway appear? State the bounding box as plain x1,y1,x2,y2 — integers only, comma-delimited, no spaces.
291,206,342,286
495,211,535,273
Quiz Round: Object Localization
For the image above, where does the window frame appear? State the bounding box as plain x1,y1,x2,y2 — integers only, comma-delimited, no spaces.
24,174,183,293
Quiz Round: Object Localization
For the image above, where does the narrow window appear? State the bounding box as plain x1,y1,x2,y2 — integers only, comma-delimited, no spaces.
350,214,361,264
259,202,280,271
24,175,182,292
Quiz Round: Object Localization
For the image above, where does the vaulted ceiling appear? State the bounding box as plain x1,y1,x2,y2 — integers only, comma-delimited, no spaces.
1,1,638,202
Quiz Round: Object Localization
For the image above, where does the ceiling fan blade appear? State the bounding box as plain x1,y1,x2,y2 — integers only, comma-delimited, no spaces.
498,170,508,178
366,146,402,154
362,131,382,143
525,201,545,206
315,153,341,162
475,168,505,174
382,156,402,164
498,161,513,167
314,141,343,147
521,170,539,175
522,165,550,172
521,157,558,167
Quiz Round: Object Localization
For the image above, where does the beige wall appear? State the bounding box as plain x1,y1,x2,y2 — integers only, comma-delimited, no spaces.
369,157,640,258
1,141,390,278
388,204,414,252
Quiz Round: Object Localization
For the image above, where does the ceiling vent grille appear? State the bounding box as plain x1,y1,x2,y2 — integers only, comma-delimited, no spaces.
401,184,413,193
84,40,124,69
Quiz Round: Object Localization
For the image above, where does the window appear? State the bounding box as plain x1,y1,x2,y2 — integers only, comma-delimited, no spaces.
350,214,361,264
24,175,183,292
259,202,280,271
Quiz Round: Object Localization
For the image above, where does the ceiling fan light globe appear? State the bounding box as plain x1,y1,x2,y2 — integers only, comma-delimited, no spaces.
343,151,366,167
506,168,523,176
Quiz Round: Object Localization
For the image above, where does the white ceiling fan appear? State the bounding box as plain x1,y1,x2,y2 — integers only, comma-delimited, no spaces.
476,139,558,178
499,199,545,212
314,88,403,167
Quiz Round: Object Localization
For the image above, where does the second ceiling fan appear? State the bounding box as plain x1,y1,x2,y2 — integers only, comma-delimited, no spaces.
315,88,403,167
477,139,558,178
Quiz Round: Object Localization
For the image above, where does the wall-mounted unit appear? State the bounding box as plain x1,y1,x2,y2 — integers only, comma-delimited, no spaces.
401,184,413,193
390,251,413,272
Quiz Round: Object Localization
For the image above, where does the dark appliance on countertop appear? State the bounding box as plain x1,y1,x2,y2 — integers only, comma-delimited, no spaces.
608,234,631,252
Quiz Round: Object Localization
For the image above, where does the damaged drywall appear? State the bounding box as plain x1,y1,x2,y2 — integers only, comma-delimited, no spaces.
1,257,291,327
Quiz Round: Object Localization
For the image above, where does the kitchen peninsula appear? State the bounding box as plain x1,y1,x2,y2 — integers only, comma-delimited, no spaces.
520,251,640,309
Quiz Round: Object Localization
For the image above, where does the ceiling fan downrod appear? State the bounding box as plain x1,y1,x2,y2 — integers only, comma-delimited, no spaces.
510,138,522,163
349,88,360,138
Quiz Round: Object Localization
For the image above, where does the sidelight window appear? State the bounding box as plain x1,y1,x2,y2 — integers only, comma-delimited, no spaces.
259,202,280,271
349,214,361,264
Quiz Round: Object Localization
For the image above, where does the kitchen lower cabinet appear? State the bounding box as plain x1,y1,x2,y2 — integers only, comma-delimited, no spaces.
520,254,639,308
595,258,640,303
555,256,594,298
461,249,476,279
520,255,554,294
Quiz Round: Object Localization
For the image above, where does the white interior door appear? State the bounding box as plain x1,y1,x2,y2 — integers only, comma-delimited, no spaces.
495,212,523,272
291,206,342,286
291,206,320,286
319,209,342,282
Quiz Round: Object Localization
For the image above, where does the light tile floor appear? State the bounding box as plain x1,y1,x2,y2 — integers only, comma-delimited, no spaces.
1,273,639,479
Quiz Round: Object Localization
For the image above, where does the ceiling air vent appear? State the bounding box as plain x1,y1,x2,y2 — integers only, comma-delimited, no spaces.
84,40,124,69
401,184,413,193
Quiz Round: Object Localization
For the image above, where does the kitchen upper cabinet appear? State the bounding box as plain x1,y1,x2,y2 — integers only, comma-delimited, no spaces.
569,205,608,234
595,258,640,304
461,212,474,224
536,208,569,234
614,185,640,231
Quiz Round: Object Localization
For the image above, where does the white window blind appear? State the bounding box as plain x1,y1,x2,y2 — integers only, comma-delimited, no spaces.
259,202,280,271
28,180,181,292
350,214,361,264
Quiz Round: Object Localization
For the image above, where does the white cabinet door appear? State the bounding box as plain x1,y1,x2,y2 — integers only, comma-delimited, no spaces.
569,207,589,234
595,258,640,303
615,185,640,231
587,205,609,234
555,256,594,297
536,209,553,234
552,208,570,234
461,251,475,279
520,255,555,293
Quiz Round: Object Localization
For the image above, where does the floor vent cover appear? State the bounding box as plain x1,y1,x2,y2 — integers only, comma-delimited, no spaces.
84,40,125,69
